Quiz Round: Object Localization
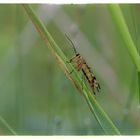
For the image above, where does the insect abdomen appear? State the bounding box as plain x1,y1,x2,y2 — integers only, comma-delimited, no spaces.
81,64,96,96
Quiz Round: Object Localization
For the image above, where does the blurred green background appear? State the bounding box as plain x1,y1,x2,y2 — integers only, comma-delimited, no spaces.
0,4,140,135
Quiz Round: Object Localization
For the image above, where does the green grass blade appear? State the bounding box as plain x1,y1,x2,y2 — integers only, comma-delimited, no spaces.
138,72,140,106
107,4,140,112
107,4,140,71
0,116,17,135
22,4,120,135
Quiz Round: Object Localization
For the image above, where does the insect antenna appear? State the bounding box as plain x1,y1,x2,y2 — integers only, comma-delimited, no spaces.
65,34,77,54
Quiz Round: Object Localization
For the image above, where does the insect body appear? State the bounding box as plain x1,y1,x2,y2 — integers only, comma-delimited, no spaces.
65,34,101,96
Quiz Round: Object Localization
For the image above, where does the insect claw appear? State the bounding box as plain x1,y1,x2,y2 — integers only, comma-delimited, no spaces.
66,58,73,63
69,69,74,74
66,60,70,63
98,83,101,89
96,87,99,92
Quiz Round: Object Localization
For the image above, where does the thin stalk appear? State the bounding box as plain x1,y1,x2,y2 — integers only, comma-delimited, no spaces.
22,4,120,135
108,4,140,71
120,69,136,132
0,116,17,135
138,72,140,107
107,4,140,109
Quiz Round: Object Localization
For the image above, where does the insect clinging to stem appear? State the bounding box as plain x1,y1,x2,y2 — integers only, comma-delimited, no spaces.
65,34,101,97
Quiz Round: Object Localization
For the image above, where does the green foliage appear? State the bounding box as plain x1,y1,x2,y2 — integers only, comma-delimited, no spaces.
22,4,120,135
0,4,139,135
108,4,140,111
0,116,17,135
108,4,140,71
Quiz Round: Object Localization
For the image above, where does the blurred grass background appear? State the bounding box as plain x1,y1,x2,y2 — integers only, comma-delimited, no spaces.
0,4,140,135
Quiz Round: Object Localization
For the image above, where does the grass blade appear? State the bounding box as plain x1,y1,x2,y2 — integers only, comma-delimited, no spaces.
107,4,140,111
138,72,140,107
22,4,120,135
0,116,17,135
107,4,140,71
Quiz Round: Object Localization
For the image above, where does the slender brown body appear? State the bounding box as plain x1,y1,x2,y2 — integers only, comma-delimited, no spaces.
70,53,101,96
65,34,101,96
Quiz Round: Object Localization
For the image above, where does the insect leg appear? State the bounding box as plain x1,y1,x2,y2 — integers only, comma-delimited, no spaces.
66,56,77,74
66,60,71,63
94,80,101,92
69,69,74,74
66,60,74,74
66,55,78,63
98,83,101,89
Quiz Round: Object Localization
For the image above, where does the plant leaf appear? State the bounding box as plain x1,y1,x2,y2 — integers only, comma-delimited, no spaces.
22,4,120,135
